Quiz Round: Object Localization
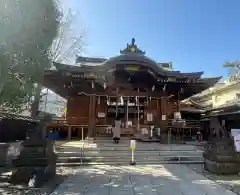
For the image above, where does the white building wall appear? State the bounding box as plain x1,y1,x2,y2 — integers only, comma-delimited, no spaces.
39,91,67,117
190,80,240,109
212,82,240,108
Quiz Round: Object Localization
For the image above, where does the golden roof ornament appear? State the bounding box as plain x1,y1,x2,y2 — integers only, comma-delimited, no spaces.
120,38,145,55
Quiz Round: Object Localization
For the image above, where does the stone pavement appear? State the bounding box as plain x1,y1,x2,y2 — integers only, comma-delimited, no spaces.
51,164,237,195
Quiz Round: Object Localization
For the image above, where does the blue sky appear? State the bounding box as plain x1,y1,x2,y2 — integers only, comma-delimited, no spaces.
63,0,240,78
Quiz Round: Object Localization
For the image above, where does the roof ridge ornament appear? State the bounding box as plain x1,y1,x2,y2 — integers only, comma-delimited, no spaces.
120,38,145,55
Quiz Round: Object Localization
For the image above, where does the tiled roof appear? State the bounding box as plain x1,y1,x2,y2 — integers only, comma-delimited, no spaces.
0,112,39,122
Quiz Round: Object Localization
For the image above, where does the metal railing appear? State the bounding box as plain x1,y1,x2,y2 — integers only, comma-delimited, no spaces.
167,119,200,128
95,125,112,137
50,118,201,128
50,117,89,126
55,142,204,166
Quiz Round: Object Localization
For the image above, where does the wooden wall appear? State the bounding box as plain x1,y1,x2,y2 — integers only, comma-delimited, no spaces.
144,98,159,124
96,96,108,125
142,97,181,133
67,96,90,125
66,95,180,129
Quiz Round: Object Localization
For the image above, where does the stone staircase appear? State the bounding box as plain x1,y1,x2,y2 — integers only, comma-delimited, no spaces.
55,138,203,166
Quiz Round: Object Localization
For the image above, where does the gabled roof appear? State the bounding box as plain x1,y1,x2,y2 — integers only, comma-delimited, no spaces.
180,106,205,113
204,102,240,117
43,39,221,100
0,112,39,122
52,61,207,80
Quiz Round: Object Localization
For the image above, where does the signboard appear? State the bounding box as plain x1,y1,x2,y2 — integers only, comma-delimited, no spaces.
147,113,153,121
174,112,181,119
125,66,139,71
162,115,166,121
97,112,105,118
231,129,240,137
141,128,148,135
130,140,136,150
231,129,240,152
234,134,240,152
128,121,133,127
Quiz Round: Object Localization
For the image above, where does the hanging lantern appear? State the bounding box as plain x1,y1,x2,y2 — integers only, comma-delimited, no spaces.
163,84,166,92
98,96,100,105
120,96,123,105
91,81,94,89
152,85,155,91
103,83,107,89
135,96,138,103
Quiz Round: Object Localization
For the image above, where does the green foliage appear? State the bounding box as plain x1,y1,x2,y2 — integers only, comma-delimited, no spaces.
0,0,61,113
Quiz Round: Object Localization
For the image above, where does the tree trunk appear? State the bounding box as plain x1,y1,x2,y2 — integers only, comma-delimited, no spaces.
31,85,41,118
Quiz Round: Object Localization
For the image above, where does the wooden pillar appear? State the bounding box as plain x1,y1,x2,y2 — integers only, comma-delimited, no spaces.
177,92,180,112
124,97,129,128
68,126,72,140
160,97,164,116
88,95,96,137
104,96,108,125
160,96,168,139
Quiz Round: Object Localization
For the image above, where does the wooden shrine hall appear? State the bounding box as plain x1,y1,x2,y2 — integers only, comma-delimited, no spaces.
43,38,221,140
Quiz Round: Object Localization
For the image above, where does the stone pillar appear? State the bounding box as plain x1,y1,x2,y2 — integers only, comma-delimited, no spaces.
10,116,56,188
124,97,129,128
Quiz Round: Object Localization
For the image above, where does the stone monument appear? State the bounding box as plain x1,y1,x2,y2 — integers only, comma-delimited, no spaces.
10,114,56,187
203,117,240,175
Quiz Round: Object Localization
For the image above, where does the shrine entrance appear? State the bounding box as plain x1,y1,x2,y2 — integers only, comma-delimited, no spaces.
95,95,164,137
44,38,221,141
106,96,144,136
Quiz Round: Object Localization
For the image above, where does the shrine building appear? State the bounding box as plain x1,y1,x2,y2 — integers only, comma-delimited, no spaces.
43,38,221,140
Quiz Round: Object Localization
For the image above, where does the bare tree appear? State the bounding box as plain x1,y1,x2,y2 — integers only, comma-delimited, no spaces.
50,8,85,64
34,8,86,116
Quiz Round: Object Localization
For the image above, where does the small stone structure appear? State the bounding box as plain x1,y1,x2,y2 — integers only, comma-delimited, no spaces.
204,137,240,174
203,117,240,174
10,115,56,187
0,112,38,170
0,143,10,167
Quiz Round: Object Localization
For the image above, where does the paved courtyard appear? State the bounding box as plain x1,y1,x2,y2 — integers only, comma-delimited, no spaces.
51,164,237,195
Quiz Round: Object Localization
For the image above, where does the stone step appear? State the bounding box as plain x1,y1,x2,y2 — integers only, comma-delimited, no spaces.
56,145,201,150
82,151,203,156
56,151,203,158
56,142,200,150
56,149,203,153
56,160,203,166
94,137,131,140
57,155,203,163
